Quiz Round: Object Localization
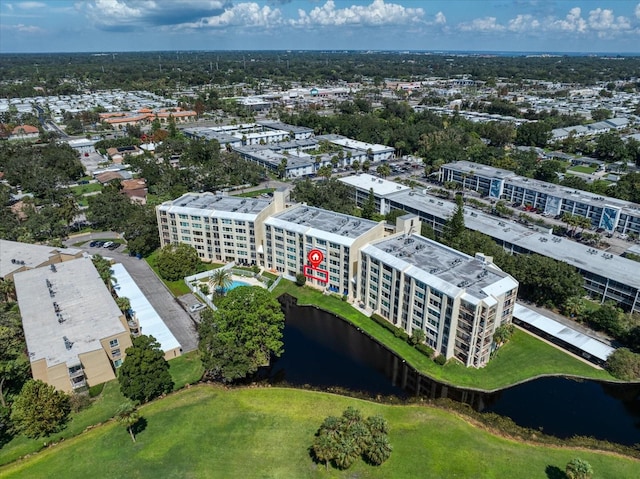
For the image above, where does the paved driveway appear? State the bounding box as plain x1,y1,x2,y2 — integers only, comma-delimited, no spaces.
67,235,199,353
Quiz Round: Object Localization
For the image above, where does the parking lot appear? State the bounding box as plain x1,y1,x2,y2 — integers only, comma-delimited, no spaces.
67,234,199,352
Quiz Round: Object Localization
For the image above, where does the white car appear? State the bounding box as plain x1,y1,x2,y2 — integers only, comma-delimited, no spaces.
102,241,114,248
189,303,206,313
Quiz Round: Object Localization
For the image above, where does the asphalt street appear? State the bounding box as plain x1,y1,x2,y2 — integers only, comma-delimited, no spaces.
66,234,199,353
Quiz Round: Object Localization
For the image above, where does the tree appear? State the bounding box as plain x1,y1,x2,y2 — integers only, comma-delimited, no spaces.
156,243,201,281
493,324,515,347
361,188,376,220
116,401,141,443
198,287,284,382
118,335,174,403
565,458,593,479
515,121,551,147
376,163,391,178
605,348,640,381
123,204,160,257
92,254,117,292
295,273,307,287
208,268,232,296
442,194,465,246
10,380,71,438
311,408,391,471
0,309,29,407
115,297,131,315
0,279,16,303
410,329,425,346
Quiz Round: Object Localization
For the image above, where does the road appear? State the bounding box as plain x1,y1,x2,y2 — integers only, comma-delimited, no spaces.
65,233,199,353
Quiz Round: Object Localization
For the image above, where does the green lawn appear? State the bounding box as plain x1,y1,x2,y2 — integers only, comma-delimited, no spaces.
232,188,275,198
0,354,203,467
69,182,103,196
568,165,598,174
1,386,636,479
272,281,615,391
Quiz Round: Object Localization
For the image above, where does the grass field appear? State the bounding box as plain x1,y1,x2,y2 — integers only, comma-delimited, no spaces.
233,188,276,198
272,281,614,390
1,386,636,479
0,352,203,467
568,165,598,174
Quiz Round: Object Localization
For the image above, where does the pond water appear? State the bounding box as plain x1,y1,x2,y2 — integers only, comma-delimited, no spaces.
263,296,640,446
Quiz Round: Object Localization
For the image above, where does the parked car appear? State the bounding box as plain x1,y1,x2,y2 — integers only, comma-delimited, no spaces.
189,303,206,313
102,241,114,248
108,243,120,250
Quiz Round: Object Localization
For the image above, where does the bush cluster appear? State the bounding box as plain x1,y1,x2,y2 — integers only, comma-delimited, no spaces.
370,314,437,361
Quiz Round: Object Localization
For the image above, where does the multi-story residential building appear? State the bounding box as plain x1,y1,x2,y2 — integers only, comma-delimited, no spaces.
440,161,640,235
14,258,134,393
358,217,518,367
156,191,285,265
0,239,84,282
263,205,385,297
339,174,640,313
316,134,395,162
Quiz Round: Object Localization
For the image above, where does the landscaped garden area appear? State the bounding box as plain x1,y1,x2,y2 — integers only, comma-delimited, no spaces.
1,386,637,478
271,281,615,391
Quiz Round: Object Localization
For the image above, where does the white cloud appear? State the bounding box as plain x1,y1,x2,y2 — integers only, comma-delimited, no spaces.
587,8,631,36
507,14,540,33
434,11,446,26
547,7,587,33
291,0,424,27
458,16,505,33
191,3,282,29
636,3,640,19
17,2,46,9
1,23,45,33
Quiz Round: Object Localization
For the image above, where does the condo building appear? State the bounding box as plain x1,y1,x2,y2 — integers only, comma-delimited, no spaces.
339,174,640,314
358,218,518,367
14,258,133,393
156,191,285,265
439,161,640,235
263,204,385,296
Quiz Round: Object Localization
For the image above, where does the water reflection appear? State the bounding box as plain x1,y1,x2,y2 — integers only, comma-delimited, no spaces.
265,295,640,446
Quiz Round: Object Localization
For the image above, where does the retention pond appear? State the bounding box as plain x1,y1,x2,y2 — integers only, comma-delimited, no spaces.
264,296,640,446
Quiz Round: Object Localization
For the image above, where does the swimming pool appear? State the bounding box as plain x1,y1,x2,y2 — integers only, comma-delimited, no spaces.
226,280,249,291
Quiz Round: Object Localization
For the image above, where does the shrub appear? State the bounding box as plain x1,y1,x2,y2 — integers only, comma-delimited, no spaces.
415,343,434,358
295,273,307,286
434,354,447,366
69,392,92,413
605,348,640,380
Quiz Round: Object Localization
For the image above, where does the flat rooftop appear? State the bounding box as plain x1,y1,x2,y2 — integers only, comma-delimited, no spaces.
363,234,515,303
339,173,410,196
14,258,125,368
159,192,271,217
111,263,181,353
266,204,379,243
0,239,83,279
385,188,640,290
257,120,313,134
316,134,394,153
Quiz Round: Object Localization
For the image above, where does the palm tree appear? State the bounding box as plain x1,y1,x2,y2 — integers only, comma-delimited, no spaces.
312,433,336,471
565,458,593,479
208,268,232,296
333,436,360,470
0,279,16,303
364,434,392,466
115,297,131,315
563,296,584,319
116,402,140,443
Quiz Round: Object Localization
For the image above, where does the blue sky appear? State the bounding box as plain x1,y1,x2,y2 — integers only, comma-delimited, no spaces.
1,0,639,53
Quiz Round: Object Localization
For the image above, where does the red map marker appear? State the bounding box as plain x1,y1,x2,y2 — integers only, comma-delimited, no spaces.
308,249,324,268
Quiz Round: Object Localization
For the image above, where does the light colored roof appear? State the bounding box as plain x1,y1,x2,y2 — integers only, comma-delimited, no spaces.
266,204,380,243
0,239,83,279
339,173,410,196
362,233,516,302
385,188,640,290
14,258,125,368
111,263,181,353
514,304,614,362
158,192,271,219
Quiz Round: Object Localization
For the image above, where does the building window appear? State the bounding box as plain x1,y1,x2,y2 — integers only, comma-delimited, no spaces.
109,338,119,349
114,359,123,368
112,348,121,358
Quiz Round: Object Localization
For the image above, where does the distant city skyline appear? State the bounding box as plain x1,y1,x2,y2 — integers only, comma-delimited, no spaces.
1,0,639,54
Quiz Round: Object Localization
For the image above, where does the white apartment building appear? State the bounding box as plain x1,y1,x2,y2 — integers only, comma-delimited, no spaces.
156,191,285,265
358,216,518,368
263,205,385,297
